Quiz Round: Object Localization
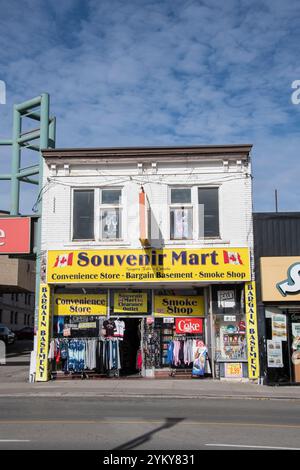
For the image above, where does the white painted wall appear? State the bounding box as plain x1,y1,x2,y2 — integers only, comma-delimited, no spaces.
41,156,254,259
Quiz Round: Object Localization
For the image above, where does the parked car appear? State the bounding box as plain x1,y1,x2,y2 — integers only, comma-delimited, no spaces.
0,327,16,345
15,327,34,340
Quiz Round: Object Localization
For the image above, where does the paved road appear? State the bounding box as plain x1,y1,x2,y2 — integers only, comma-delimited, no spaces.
1,396,300,450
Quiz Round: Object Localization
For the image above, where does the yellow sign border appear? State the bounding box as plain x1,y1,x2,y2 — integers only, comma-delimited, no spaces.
245,281,260,380
36,284,51,382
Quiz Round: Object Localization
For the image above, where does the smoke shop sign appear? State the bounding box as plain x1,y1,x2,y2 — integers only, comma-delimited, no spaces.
154,295,204,317
47,248,250,284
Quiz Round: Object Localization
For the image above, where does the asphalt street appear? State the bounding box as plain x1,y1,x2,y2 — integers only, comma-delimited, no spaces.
0,396,300,450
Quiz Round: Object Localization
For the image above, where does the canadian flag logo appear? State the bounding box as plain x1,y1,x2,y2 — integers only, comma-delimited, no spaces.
53,253,73,268
223,250,243,265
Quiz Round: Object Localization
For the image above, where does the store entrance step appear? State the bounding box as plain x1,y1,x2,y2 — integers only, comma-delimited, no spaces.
170,369,193,379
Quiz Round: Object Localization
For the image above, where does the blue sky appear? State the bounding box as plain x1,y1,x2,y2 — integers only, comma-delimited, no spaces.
0,0,300,214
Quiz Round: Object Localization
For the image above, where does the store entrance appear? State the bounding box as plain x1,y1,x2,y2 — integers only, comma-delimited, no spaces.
119,318,141,376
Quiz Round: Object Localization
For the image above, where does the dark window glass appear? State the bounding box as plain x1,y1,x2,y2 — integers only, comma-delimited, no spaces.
101,189,122,205
73,190,94,240
171,188,191,204
198,188,219,237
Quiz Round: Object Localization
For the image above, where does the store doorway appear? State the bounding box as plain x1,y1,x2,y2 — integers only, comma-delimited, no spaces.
120,318,141,376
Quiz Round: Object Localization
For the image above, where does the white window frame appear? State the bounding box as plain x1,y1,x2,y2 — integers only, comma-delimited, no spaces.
99,187,123,241
169,186,193,240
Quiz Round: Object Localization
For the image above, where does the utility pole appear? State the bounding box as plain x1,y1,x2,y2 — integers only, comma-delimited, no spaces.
275,189,278,213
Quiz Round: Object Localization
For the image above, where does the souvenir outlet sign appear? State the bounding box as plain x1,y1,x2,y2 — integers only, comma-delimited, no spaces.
47,248,251,284
113,292,148,314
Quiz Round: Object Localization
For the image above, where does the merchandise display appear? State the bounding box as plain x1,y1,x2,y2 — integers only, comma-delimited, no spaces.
215,316,247,361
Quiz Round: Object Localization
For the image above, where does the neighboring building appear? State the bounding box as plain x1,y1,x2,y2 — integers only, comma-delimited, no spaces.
0,292,35,331
0,212,35,331
36,145,259,382
253,212,300,385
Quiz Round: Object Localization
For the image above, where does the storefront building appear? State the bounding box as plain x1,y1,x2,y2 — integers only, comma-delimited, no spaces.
35,145,259,382
253,212,300,385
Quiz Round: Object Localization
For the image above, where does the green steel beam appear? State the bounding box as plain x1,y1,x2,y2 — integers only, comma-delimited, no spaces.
20,177,39,185
17,166,39,178
0,174,11,180
15,95,42,112
0,140,12,145
18,129,40,144
10,106,21,215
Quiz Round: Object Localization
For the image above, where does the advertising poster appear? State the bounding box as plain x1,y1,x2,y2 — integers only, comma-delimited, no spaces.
267,340,283,368
192,341,207,377
271,313,287,341
291,323,300,371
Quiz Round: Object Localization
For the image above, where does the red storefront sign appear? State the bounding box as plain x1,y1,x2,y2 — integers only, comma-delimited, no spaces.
0,217,31,254
175,318,203,334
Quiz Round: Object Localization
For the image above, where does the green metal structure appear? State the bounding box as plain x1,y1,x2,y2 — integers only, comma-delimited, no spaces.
0,93,56,329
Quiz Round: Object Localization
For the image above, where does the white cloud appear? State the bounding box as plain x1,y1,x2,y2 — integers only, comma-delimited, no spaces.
0,0,300,212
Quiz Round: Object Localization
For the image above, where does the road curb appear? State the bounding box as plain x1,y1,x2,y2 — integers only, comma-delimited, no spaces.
0,392,299,400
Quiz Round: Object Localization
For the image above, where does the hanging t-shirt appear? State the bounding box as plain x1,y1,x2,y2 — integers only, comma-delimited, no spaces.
103,319,116,337
114,320,125,340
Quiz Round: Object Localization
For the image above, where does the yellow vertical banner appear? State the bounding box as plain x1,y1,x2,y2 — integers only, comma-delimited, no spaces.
36,284,51,382
245,281,260,380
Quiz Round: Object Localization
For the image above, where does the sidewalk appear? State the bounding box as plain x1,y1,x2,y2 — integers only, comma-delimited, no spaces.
1,376,300,400
2,341,300,400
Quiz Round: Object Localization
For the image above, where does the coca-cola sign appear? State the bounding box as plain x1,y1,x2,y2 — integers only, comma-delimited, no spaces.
175,318,203,334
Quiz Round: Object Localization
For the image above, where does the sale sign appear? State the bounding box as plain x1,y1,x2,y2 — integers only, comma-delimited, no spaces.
0,217,31,254
175,318,203,334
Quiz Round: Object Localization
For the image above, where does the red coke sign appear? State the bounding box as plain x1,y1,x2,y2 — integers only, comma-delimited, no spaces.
175,318,203,334
0,217,31,254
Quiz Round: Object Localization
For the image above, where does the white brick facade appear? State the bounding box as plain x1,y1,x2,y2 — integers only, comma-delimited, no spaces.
41,152,254,258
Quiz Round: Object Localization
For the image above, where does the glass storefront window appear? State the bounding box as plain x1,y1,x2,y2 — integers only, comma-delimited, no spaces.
214,314,247,361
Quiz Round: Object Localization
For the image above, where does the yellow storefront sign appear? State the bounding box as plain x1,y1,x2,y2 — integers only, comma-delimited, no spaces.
245,281,260,380
154,295,205,317
47,248,250,284
113,292,148,314
54,293,107,316
36,284,51,382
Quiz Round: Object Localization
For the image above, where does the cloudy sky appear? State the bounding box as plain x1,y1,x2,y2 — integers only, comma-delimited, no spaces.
0,0,300,214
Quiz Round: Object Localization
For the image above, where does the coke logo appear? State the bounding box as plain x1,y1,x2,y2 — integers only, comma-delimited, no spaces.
175,318,203,334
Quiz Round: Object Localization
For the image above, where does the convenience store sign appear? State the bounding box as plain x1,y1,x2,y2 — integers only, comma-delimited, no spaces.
47,248,251,284
54,293,107,316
